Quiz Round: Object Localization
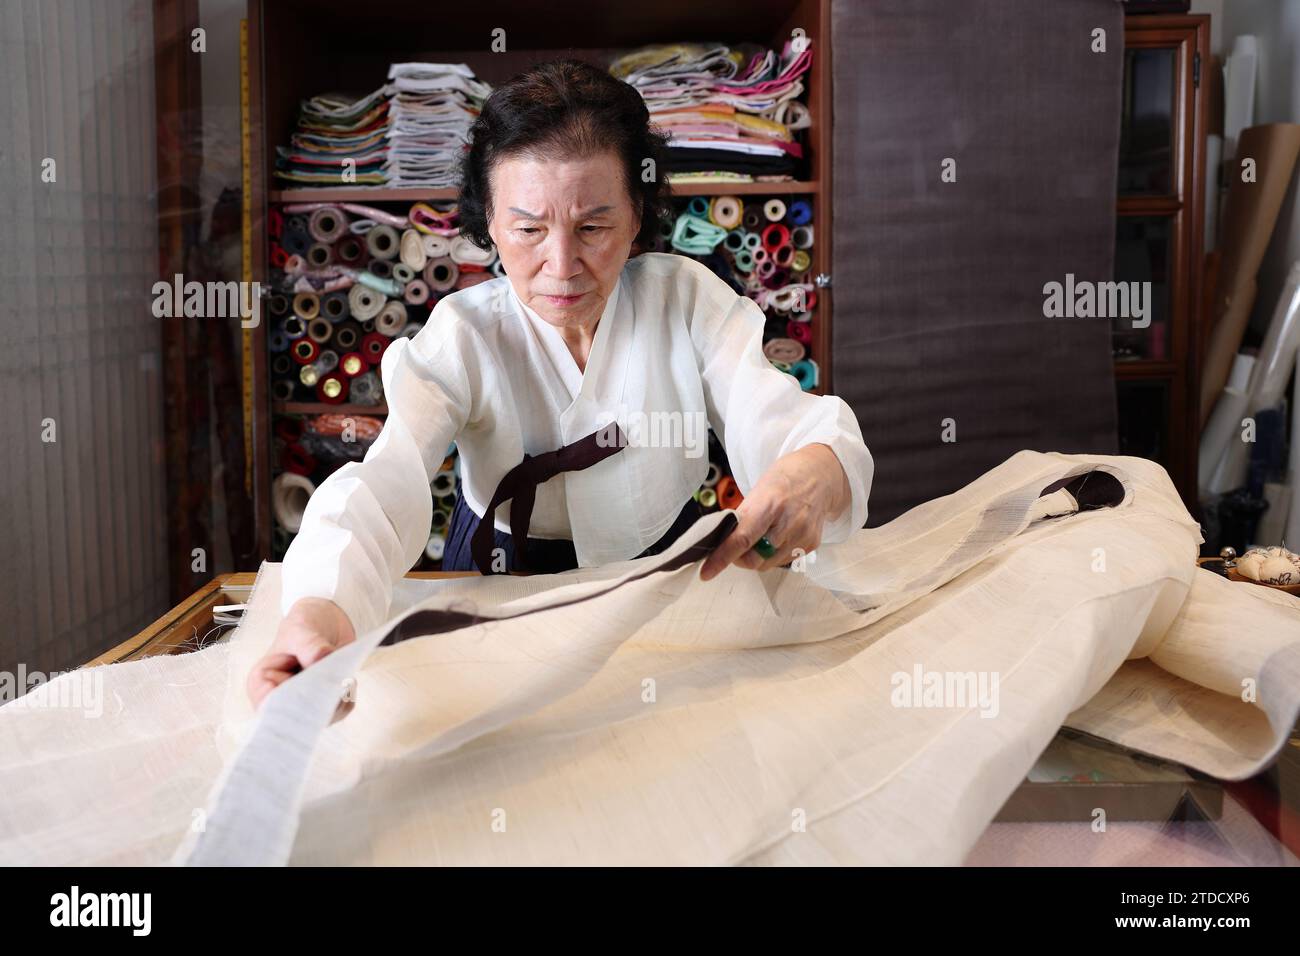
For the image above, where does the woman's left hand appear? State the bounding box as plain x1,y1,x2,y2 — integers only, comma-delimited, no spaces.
699,443,851,581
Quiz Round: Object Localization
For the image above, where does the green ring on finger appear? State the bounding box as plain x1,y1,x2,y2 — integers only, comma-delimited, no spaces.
753,536,777,560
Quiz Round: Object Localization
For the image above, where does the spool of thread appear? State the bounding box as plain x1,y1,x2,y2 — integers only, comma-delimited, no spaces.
787,320,813,344
349,370,382,405
763,199,787,222
785,200,813,226
268,293,290,317
403,279,430,306
347,285,385,321
336,236,366,265
425,533,446,562
704,461,721,487
308,206,347,243
306,242,333,268
366,224,400,260
307,317,333,344
791,249,811,273
698,487,718,509
321,291,350,322
392,262,415,284
315,373,348,404
763,338,806,364
339,351,367,377
292,293,320,320
400,229,427,271
687,196,710,218
376,301,407,336
272,472,316,533
424,258,459,292
709,196,743,229
761,223,791,251
716,476,744,510
291,338,320,365
791,225,814,249
368,258,394,279
333,320,362,352
361,331,390,364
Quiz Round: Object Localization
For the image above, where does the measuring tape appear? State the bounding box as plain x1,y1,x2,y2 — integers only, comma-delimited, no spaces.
240,18,254,498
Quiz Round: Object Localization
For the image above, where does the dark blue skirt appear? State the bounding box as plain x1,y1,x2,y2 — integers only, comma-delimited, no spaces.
442,479,703,574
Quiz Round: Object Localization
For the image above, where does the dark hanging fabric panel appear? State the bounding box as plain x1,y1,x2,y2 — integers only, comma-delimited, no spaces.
831,0,1123,525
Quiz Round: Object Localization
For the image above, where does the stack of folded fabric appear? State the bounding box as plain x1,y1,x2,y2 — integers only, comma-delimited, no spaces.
610,41,813,182
274,87,391,186
385,62,492,188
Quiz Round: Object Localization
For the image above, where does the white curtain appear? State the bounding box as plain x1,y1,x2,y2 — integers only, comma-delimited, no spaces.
0,0,167,675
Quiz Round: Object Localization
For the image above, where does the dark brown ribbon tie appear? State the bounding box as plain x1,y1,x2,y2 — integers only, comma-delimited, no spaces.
471,422,626,575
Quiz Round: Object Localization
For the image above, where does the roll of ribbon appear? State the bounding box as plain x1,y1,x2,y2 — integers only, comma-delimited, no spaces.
786,200,813,226
421,234,451,259
271,379,295,402
338,351,367,377
272,472,316,534
400,229,427,271
791,249,811,273
709,196,743,229
697,487,718,510
307,207,347,243
315,373,348,404
336,236,366,265
269,330,290,353
292,293,320,320
787,319,813,344
368,259,393,279
349,370,383,405
763,337,806,364
763,199,787,222
761,223,791,251
716,476,744,510
392,262,415,284
790,359,818,391
375,300,407,336
687,196,710,218
431,469,456,497
333,320,363,352
424,258,459,292
281,315,307,340
403,279,431,306
306,242,333,268
791,225,814,249
361,331,390,364
292,338,320,365
307,317,333,344
424,532,446,562
347,285,385,321
366,224,400,260
704,461,721,487
321,291,350,322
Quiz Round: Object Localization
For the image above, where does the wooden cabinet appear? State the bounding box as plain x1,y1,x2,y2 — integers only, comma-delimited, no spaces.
1114,13,1210,507
244,0,833,561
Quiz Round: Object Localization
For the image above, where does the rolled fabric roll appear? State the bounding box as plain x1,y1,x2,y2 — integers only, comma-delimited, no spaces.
703,461,721,488
392,262,415,284
430,510,450,532
321,291,350,322
709,196,743,229
756,258,775,278
763,198,787,222
434,492,457,513
409,202,458,235
271,379,295,402
281,201,406,228
742,208,762,230
733,249,755,273
269,330,290,353
399,322,424,339
306,317,333,344
400,228,428,271
272,472,316,534
306,242,333,268
403,279,431,306
281,315,307,340
268,293,290,317
268,208,285,239
307,206,348,243
271,353,293,376
450,236,495,267
347,218,378,234
763,337,806,364
353,270,404,297
773,99,812,130
299,363,321,387
333,319,363,352
338,351,367,377
791,225,814,249
421,234,451,259
425,532,446,562
366,224,400,260
424,258,459,292
723,230,747,252
790,359,819,391
716,476,744,510
698,487,718,510
762,267,789,290
785,199,813,226
376,300,408,336
368,258,394,279
315,372,348,404
347,285,385,321
787,319,813,344
361,331,390,365
335,236,367,265
314,349,339,375
772,243,795,267
281,225,310,257
349,370,383,406
791,249,812,273
361,320,376,333
761,222,791,250
292,293,320,320
687,196,710,218
283,254,305,274
671,213,729,255
744,231,762,251
770,359,792,372
431,469,457,497
291,337,320,365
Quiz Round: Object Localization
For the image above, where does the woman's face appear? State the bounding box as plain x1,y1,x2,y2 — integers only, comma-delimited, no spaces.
486,150,640,331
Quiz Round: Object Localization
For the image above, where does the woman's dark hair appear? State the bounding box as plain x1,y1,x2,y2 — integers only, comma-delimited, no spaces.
457,59,671,250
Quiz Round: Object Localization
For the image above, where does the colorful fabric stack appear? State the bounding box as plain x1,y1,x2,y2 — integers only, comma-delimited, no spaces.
385,62,491,188
610,41,813,181
273,86,391,186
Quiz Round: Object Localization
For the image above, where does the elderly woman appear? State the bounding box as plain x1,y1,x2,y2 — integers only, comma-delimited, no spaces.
249,60,873,707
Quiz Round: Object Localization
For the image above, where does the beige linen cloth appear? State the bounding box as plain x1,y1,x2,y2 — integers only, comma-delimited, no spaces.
3,451,1298,865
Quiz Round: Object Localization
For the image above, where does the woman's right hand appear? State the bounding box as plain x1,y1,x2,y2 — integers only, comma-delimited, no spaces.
246,597,357,710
